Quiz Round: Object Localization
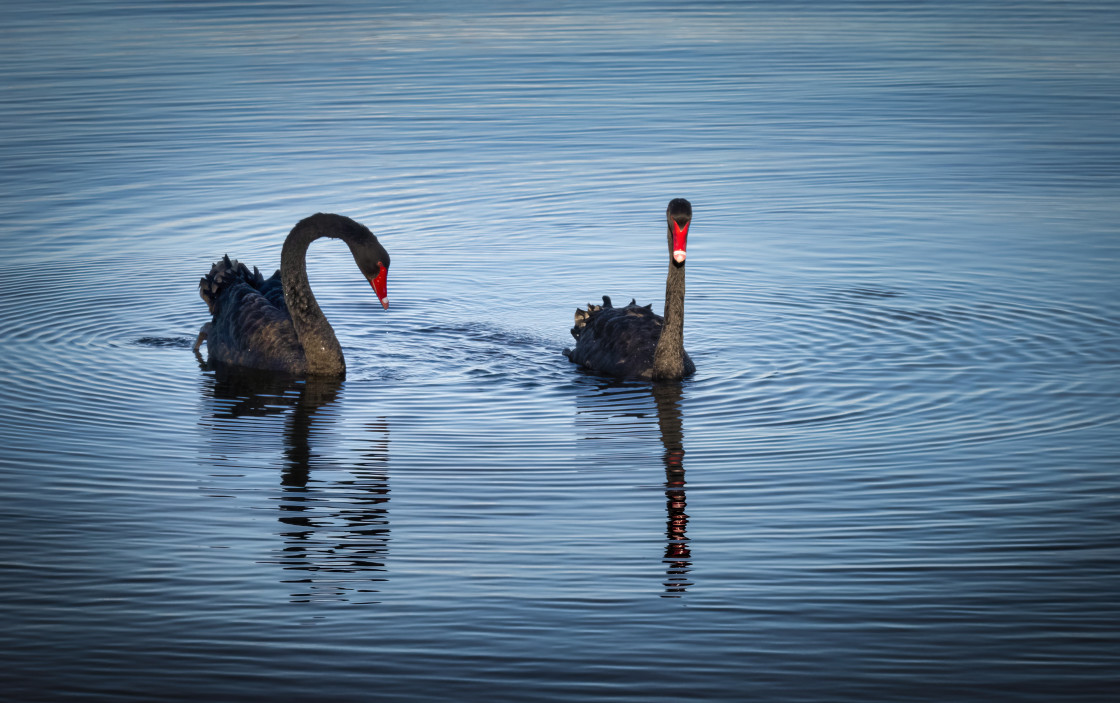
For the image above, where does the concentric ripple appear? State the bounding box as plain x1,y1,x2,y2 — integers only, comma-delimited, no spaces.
2,0,1119,698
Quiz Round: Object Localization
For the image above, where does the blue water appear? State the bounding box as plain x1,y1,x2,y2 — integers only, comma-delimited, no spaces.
2,1,1119,700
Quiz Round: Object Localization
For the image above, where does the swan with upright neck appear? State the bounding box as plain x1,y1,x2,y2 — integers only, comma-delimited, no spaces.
194,213,390,377
563,198,695,380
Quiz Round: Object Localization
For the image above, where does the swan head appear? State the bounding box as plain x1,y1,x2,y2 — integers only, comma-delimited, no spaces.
667,198,692,266
352,232,391,310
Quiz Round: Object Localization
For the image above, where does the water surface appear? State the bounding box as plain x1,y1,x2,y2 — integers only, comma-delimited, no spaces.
1,1,1119,700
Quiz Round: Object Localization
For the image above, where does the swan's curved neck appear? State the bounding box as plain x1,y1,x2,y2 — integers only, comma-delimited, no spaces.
652,247,686,380
281,219,346,376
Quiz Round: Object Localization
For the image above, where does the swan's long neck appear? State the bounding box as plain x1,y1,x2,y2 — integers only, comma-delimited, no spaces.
652,237,687,380
281,219,346,376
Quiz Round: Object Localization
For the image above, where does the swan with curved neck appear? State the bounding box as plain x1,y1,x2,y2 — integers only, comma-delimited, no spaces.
563,198,695,380
194,213,390,377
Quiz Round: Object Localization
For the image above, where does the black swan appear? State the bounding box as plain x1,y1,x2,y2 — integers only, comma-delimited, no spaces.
563,198,695,380
194,213,390,377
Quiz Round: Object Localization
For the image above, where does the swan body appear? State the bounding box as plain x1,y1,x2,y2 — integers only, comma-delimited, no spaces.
563,199,695,381
195,213,389,377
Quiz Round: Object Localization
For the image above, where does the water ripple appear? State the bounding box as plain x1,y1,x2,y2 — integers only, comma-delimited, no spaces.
3,0,1119,699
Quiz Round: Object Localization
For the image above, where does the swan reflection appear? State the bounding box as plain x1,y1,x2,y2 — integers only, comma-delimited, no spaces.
198,368,390,604
652,382,692,596
575,379,695,596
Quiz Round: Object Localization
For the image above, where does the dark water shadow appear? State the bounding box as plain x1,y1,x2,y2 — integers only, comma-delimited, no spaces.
197,367,390,604
574,378,695,597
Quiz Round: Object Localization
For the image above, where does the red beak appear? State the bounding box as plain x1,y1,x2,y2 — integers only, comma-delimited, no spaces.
671,219,689,264
371,267,389,309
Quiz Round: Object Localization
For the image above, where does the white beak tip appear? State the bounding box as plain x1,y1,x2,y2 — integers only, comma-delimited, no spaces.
673,250,687,264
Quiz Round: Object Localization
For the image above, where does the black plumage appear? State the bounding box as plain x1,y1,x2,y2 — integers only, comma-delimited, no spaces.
563,199,695,381
194,213,389,377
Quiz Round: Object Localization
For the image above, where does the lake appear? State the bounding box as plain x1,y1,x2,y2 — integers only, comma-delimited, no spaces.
1,1,1118,700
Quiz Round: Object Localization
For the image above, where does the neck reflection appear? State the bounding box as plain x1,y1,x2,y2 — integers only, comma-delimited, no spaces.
575,378,696,597
652,382,692,597
200,369,390,604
